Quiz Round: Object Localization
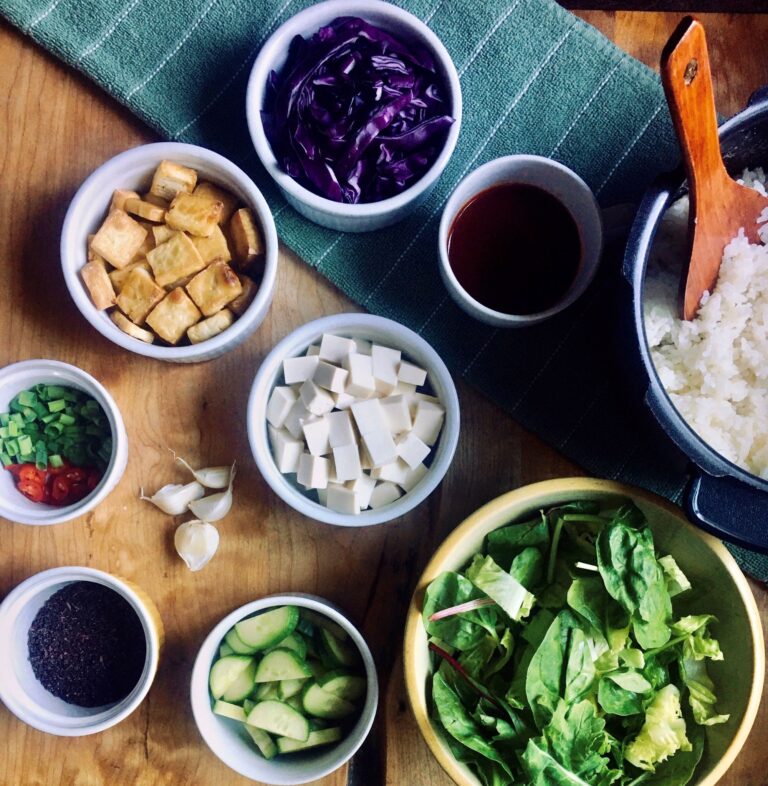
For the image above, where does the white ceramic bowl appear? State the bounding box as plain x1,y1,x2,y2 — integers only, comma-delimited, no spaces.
191,593,378,785
247,313,460,526
61,142,279,363
0,359,128,526
0,567,163,736
438,155,603,327
245,0,462,232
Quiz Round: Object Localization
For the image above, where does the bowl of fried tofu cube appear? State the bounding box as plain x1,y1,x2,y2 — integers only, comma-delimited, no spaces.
61,142,278,362
247,313,460,526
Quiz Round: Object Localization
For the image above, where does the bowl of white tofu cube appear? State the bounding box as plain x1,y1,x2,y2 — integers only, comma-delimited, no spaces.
61,142,278,363
247,314,460,526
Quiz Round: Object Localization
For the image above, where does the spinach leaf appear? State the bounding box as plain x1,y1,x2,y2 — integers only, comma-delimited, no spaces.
466,554,536,621
484,628,515,679
460,635,498,679
596,509,672,649
564,627,596,704
510,546,545,591
486,513,549,570
423,571,491,651
598,676,644,717
605,670,653,694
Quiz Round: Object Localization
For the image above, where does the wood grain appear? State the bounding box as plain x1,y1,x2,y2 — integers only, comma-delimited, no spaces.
0,10,766,786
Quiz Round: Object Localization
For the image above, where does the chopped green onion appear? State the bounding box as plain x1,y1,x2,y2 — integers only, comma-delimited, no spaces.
35,441,47,471
17,435,33,455
49,454,64,468
47,399,67,413
17,390,36,407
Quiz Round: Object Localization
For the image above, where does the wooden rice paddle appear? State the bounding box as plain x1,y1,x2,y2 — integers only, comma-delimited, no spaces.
661,16,768,320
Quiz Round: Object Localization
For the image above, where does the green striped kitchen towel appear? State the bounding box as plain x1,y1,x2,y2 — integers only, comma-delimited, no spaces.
3,0,765,577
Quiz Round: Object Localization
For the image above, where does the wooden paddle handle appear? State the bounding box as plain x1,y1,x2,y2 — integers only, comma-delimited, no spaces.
661,17,730,196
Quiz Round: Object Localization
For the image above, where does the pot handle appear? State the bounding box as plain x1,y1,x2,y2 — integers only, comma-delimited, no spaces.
747,85,768,108
685,472,768,552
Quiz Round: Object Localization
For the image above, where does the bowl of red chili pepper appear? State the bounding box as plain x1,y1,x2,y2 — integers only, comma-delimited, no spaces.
0,360,128,525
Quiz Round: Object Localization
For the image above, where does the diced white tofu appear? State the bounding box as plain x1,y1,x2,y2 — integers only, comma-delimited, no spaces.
302,416,330,456
343,353,376,398
359,443,373,470
412,400,446,446
332,443,362,482
300,379,335,416
284,399,313,439
313,361,349,394
371,345,401,394
354,338,373,355
317,488,328,506
380,395,412,435
346,474,377,509
361,429,398,468
397,360,427,387
396,432,431,469
326,483,359,515
405,391,441,418
319,334,356,364
283,355,320,385
394,381,417,396
297,453,329,490
333,390,357,410
400,462,429,492
328,410,356,448
350,398,387,435
266,386,298,429
371,459,410,485
268,425,303,474
369,481,402,509
327,456,339,484
306,344,320,356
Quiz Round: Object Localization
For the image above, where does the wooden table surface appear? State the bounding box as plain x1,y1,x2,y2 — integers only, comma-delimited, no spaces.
2,9,768,786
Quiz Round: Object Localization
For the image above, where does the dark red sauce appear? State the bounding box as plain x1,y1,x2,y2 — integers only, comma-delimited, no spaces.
447,183,581,315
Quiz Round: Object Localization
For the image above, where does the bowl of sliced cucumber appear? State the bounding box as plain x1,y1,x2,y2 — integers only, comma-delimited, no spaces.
190,593,378,784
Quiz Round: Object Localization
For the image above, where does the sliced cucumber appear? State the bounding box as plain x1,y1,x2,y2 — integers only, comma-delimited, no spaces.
236,606,299,651
279,678,308,700
218,642,235,658
285,694,303,712
243,698,256,714
221,659,257,702
302,681,357,719
307,659,327,680
213,699,247,723
269,632,308,660
225,628,257,655
301,609,349,641
209,655,253,700
319,628,358,668
255,648,312,683
244,724,277,760
309,718,330,731
246,700,310,742
254,682,280,701
276,727,342,754
318,670,366,701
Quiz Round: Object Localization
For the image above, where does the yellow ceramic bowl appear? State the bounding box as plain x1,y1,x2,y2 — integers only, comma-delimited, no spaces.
404,478,764,786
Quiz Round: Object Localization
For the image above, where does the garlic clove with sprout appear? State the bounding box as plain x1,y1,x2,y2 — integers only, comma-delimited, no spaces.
187,463,236,522
173,451,233,489
174,519,220,571
140,481,205,515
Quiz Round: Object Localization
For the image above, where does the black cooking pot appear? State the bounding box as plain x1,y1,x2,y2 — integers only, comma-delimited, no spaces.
624,86,768,552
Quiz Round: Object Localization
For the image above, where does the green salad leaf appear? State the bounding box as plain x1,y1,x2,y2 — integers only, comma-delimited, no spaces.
423,499,728,786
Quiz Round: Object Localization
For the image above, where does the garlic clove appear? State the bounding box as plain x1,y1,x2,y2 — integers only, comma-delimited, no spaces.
173,451,233,489
174,519,219,571
187,463,236,522
140,481,205,515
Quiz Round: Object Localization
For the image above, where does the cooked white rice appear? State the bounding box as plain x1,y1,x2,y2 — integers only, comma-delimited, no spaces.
644,168,768,479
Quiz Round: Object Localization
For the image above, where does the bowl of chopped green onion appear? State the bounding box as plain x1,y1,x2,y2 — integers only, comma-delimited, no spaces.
0,359,128,525
404,478,764,786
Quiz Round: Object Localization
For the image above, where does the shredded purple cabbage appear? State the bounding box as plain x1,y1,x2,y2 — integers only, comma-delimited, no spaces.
263,16,454,204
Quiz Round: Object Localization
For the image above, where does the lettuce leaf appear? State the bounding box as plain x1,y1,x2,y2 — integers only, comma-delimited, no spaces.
466,554,535,622
625,685,691,771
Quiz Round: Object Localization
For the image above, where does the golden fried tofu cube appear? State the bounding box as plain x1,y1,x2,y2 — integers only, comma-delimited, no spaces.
81,259,116,310
166,192,222,237
110,189,140,212
229,208,265,274
145,288,202,345
150,160,197,202
91,209,148,269
192,224,231,264
146,231,205,287
185,259,243,317
194,181,239,225
187,308,234,344
132,221,155,260
142,192,170,209
125,197,166,223
111,311,155,344
109,260,150,293
152,224,176,245
87,234,107,266
116,267,166,324
229,274,258,316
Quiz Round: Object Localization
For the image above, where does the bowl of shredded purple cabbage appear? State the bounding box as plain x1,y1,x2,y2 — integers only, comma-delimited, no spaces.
246,0,462,232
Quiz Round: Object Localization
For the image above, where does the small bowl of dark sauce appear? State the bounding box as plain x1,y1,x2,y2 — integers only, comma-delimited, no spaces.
0,567,162,735
438,155,602,327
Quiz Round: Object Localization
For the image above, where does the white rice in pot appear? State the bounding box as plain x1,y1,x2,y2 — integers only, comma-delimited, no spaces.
643,168,768,479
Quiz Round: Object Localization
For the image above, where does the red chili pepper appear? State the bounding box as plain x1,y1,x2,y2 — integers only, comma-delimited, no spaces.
86,469,101,492
63,467,86,484
50,475,71,504
6,462,99,506
17,478,45,503
19,465,46,485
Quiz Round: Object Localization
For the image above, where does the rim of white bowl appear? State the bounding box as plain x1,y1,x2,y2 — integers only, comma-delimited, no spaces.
437,155,604,327
247,314,460,526
0,359,127,526
60,142,278,361
0,567,161,736
190,593,379,785
245,0,462,219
